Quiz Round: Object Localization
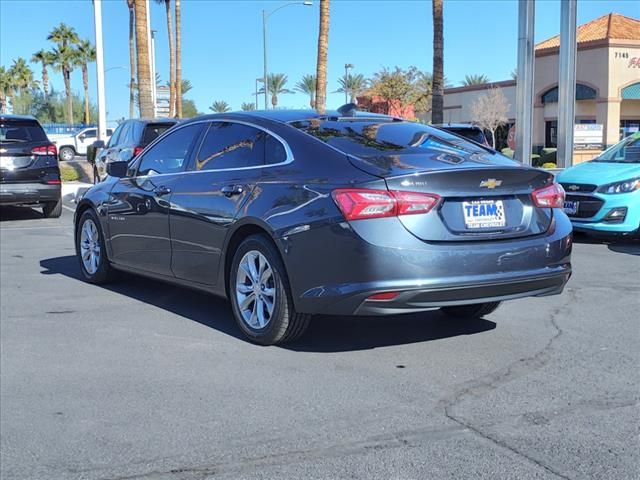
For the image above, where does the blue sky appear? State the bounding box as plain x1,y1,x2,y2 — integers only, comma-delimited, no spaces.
1,0,638,125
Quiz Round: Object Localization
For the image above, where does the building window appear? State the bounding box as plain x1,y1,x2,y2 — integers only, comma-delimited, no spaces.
541,84,597,104
621,82,640,100
545,121,557,148
620,120,640,139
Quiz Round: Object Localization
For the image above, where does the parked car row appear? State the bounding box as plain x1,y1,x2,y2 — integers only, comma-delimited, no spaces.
73,108,573,345
3,110,637,345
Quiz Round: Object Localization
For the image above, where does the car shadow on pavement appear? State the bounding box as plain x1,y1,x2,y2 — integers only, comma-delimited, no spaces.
40,255,497,352
573,232,640,256
0,206,45,221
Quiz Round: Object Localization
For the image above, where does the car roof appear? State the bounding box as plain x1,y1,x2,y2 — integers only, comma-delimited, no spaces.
179,109,401,126
0,114,39,122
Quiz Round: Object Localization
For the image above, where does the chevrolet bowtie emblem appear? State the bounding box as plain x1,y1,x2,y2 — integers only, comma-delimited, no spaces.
568,185,580,191
479,178,502,189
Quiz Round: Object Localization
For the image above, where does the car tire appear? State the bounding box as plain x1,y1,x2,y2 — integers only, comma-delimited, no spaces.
229,234,311,345
42,198,62,218
441,301,502,319
76,209,116,284
59,146,75,162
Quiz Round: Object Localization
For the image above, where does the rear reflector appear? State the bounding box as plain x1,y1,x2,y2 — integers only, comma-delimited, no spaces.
332,188,440,221
367,291,400,301
32,144,57,156
532,183,565,209
46,179,61,185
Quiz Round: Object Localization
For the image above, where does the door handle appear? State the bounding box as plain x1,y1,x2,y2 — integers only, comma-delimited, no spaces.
221,185,244,197
154,185,172,196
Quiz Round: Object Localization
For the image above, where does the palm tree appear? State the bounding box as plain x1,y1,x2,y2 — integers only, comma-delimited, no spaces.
241,102,256,111
8,58,37,115
127,0,136,118
335,73,367,103
0,66,14,113
315,0,330,113
431,0,444,124
31,50,54,100
295,74,316,108
175,0,182,117
209,100,231,113
155,0,176,116
180,78,192,96
134,0,154,117
257,73,293,109
47,23,79,49
75,40,96,124
461,74,489,86
48,23,79,123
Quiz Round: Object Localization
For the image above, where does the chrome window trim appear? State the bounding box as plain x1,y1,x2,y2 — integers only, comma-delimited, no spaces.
132,117,293,179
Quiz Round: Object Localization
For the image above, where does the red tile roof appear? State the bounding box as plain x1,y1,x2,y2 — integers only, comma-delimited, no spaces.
535,13,640,53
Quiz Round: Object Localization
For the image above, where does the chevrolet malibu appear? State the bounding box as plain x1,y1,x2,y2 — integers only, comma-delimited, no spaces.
74,109,572,345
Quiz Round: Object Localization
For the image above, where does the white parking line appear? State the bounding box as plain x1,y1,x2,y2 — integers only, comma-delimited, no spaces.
62,205,75,213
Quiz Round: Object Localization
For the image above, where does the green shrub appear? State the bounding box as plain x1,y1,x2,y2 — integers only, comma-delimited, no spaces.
542,162,557,169
501,148,514,158
60,164,80,182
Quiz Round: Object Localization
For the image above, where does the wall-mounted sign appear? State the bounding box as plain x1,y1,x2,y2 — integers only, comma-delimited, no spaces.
574,124,603,150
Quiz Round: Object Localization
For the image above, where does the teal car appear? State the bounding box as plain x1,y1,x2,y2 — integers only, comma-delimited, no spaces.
557,133,640,238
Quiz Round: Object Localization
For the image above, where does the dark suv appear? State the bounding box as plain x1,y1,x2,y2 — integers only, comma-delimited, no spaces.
0,114,62,217
434,123,490,147
92,118,178,182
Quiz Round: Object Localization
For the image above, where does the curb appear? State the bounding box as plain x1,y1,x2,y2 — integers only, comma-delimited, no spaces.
61,182,93,204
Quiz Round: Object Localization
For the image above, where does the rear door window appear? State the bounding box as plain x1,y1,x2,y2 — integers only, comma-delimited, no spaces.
193,122,268,171
0,120,48,144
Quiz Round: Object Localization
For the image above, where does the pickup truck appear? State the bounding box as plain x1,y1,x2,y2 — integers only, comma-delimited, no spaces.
52,127,112,161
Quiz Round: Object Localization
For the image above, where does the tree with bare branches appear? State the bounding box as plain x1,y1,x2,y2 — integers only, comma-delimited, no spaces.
470,86,509,148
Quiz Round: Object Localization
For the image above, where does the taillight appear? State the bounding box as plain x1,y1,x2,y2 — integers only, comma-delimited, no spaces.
532,183,565,208
332,188,440,221
32,144,57,156
133,146,144,157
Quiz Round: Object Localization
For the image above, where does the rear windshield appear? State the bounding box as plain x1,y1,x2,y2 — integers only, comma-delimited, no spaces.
290,119,488,159
443,127,486,145
141,123,176,146
0,121,48,144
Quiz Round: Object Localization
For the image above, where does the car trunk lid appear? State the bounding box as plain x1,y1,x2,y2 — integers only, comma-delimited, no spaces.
352,154,555,242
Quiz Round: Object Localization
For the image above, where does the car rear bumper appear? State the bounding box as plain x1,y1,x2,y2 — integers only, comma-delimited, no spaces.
323,268,570,316
277,210,573,316
0,183,61,206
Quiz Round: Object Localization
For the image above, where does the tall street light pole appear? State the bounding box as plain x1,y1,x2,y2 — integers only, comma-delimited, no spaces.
255,78,264,110
344,63,354,103
92,0,107,141
263,1,312,110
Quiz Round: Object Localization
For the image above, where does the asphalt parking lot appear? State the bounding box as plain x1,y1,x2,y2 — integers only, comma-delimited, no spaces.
1,204,638,480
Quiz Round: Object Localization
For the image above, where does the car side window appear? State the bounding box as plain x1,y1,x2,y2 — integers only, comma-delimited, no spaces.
118,122,132,146
193,122,284,171
108,124,123,147
137,124,203,176
83,129,97,139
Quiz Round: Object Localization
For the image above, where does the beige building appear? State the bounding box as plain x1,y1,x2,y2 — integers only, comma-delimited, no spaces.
443,13,640,152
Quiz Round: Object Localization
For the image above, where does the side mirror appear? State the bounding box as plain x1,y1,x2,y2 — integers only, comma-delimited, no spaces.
93,140,106,149
106,160,129,178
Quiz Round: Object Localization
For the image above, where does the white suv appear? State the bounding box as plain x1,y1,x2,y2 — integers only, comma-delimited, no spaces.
53,127,112,161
